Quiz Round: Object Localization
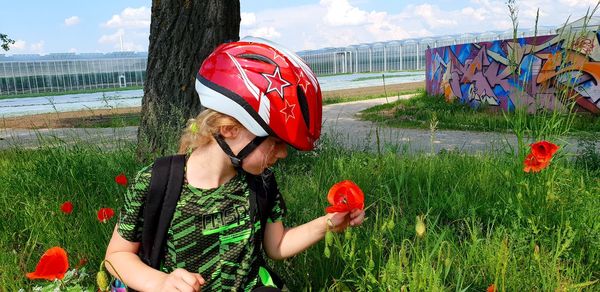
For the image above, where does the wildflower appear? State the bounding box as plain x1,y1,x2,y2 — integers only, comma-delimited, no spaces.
523,153,550,173
415,215,426,238
487,283,496,292
26,247,69,281
97,208,115,223
114,173,128,187
75,257,88,269
523,141,559,173
60,201,73,214
325,180,364,213
530,141,559,163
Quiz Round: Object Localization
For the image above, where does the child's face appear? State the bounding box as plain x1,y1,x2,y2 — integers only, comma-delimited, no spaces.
241,134,288,175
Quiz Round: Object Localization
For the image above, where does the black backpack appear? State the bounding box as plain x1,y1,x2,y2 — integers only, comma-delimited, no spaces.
138,154,284,288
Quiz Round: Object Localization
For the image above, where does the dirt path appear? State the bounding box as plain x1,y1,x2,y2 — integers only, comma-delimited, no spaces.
1,93,588,154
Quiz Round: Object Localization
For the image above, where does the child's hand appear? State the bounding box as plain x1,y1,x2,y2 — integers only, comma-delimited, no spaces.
155,268,205,292
325,208,365,233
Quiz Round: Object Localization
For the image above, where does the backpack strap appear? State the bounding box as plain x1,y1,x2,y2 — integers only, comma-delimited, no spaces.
246,170,287,289
245,172,270,240
141,154,186,269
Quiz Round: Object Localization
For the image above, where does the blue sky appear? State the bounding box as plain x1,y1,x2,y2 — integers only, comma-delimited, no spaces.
0,0,597,55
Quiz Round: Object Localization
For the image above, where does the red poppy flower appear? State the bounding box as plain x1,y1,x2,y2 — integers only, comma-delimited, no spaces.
530,141,559,163
325,180,365,213
523,153,550,173
60,201,73,214
97,208,115,223
114,173,128,187
26,247,69,281
487,284,496,292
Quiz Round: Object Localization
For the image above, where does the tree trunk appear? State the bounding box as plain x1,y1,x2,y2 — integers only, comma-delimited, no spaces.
137,0,240,160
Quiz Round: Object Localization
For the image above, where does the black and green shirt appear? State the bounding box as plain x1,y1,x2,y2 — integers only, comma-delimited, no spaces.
117,162,286,291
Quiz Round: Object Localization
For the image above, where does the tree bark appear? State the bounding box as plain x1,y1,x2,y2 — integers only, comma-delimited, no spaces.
137,0,240,160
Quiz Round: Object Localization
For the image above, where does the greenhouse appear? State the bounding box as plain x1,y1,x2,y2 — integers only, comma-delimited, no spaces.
0,52,147,96
0,27,556,96
296,26,556,76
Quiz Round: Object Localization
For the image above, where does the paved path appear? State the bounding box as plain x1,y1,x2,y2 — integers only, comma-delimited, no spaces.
322,95,590,155
0,95,596,154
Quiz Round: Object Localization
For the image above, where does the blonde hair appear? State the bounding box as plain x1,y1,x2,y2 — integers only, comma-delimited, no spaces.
178,109,241,154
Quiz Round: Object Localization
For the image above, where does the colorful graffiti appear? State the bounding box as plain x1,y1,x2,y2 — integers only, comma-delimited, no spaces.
426,31,600,114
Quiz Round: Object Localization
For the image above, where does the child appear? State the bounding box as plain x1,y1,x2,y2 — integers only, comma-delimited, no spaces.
105,37,365,291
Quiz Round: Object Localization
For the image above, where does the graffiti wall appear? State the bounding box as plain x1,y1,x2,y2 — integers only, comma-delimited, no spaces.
426,31,600,114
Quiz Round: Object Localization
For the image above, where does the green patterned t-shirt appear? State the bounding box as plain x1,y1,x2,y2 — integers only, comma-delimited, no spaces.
117,162,286,291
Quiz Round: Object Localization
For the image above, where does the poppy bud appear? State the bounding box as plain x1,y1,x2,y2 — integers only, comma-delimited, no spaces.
325,230,333,246
415,215,426,238
344,229,352,240
324,246,331,258
97,270,110,291
533,244,540,261
386,217,395,231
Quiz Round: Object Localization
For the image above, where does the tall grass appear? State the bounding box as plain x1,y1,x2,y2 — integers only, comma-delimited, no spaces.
0,140,139,290
2,3,600,291
1,135,598,290
271,139,599,291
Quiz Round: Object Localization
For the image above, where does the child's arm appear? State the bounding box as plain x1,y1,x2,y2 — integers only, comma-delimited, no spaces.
262,209,365,260
105,225,205,291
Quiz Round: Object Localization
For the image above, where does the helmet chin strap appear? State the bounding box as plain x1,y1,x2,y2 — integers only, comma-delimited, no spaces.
213,134,268,171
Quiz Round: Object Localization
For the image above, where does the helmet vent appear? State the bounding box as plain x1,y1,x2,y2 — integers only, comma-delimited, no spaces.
296,86,310,129
237,53,277,66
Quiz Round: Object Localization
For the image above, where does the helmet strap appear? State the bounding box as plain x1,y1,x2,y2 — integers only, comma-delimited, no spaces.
213,134,267,171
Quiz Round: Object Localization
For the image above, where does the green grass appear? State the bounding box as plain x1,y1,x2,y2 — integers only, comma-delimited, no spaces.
0,85,143,100
272,139,600,290
323,89,422,105
1,133,599,290
360,91,600,136
351,73,424,82
68,113,141,128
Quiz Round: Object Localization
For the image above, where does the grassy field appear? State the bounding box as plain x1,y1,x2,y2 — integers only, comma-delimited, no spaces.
351,73,424,82
0,86,143,100
360,91,600,136
1,131,599,290
322,89,422,106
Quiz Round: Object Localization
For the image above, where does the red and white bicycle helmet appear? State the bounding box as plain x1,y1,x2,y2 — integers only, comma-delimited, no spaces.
195,37,322,151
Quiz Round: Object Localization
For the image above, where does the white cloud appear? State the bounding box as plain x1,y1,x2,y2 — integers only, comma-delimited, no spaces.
12,40,26,51
321,0,368,26
249,26,281,38
7,39,45,54
98,29,146,51
103,6,150,29
69,48,78,53
98,29,124,45
30,41,45,53
558,0,598,7
413,4,458,29
241,12,256,26
99,6,150,52
461,7,487,22
237,1,600,52
64,16,80,26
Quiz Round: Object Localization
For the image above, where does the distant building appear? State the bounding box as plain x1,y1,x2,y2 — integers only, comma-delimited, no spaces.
0,52,147,96
0,27,556,96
